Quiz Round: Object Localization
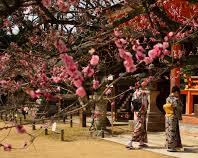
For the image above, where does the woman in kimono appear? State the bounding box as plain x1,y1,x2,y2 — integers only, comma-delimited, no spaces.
126,88,148,149
164,86,183,152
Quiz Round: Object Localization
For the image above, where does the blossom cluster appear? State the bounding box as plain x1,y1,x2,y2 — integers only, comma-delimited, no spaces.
42,0,79,12
114,29,137,73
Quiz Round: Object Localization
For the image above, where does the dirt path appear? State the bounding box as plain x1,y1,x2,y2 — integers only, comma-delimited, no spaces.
1,139,175,158
0,122,174,158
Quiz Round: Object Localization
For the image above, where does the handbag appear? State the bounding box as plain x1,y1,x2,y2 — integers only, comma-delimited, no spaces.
131,98,142,112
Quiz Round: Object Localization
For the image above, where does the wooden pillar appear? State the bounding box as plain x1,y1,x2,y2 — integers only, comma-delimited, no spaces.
63,116,66,123
45,128,48,135
81,111,86,127
57,97,61,122
79,110,86,127
32,122,36,130
101,129,104,138
170,44,181,91
70,114,73,127
61,129,64,141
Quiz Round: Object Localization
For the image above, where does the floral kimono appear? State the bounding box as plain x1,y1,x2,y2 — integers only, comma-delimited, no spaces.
131,89,148,143
165,95,182,150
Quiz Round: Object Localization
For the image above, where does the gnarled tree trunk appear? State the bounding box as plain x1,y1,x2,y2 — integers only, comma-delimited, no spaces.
94,97,110,130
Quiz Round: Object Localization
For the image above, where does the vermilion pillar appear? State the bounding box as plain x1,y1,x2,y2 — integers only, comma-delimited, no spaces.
186,90,193,114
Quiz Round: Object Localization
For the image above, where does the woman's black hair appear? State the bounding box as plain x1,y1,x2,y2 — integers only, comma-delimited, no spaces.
171,86,180,93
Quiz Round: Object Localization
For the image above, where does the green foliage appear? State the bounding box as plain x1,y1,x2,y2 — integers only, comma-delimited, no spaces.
182,65,197,76
188,0,198,3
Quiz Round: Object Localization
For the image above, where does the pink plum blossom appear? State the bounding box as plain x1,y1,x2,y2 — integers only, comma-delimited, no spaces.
141,81,148,87
132,45,137,51
148,50,156,59
135,52,145,61
95,7,101,16
137,45,145,52
2,144,12,151
174,50,183,59
113,29,121,37
143,57,153,65
61,54,73,65
19,60,28,66
149,37,156,42
145,45,150,49
60,54,84,88
164,36,169,41
125,65,136,73
52,77,61,83
76,87,86,97
160,54,165,59
92,80,99,89
118,49,136,72
57,0,70,12
111,101,115,107
123,59,134,71
25,89,37,99
73,79,83,88
54,39,68,53
168,32,174,37
123,59,132,66
3,19,11,27
105,88,112,95
118,49,132,59
115,38,128,48
42,0,51,8
115,39,123,48
90,55,99,66
124,51,132,59
118,49,127,58
16,125,26,134
154,43,163,50
163,42,169,49
82,65,94,77
35,89,41,93
163,49,171,55
68,64,77,74
119,38,127,45
43,92,53,101
178,50,183,58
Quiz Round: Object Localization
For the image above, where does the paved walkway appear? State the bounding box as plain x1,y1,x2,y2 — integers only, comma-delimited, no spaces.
103,124,198,158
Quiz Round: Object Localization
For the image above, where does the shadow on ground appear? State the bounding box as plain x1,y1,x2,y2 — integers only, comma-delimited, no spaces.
183,146,198,153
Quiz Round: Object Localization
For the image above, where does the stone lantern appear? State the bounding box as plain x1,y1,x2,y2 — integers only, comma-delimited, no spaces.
147,81,166,132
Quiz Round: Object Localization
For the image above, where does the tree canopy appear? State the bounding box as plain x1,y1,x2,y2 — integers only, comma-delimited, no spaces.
0,0,198,101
